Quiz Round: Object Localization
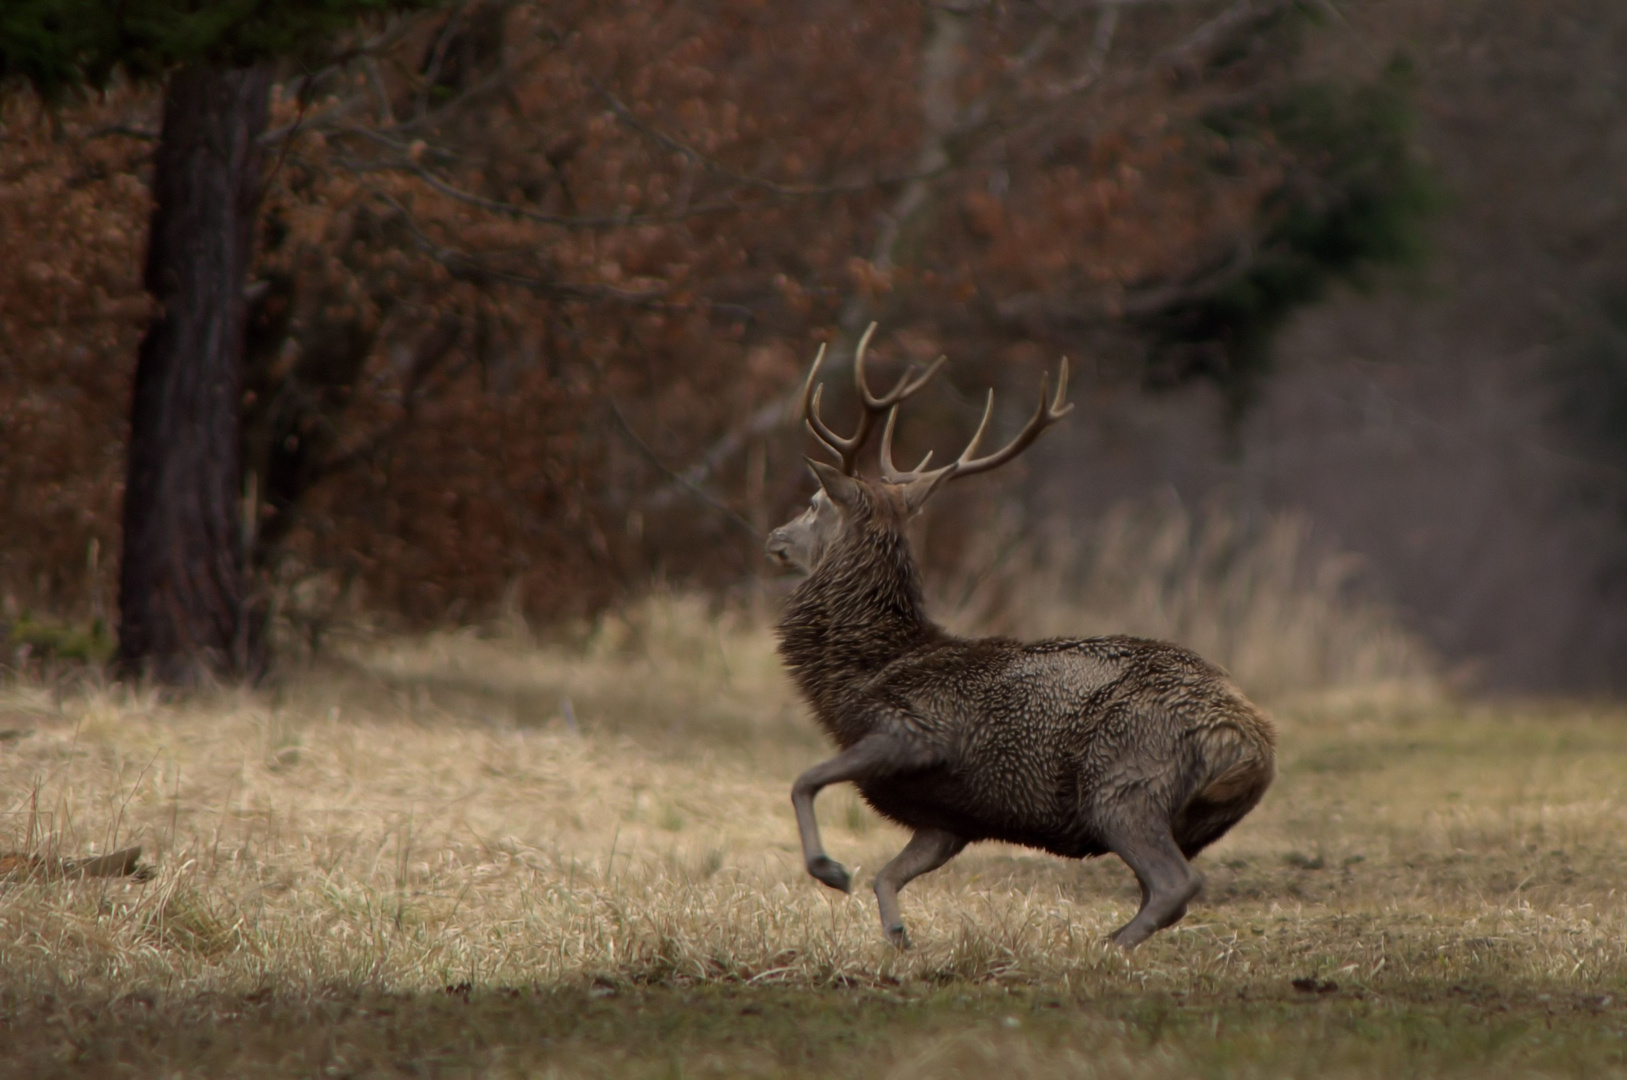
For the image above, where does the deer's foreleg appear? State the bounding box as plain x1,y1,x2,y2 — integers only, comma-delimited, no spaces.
791,732,939,894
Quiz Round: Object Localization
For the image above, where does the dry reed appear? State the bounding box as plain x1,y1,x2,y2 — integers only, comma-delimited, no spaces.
938,492,1436,699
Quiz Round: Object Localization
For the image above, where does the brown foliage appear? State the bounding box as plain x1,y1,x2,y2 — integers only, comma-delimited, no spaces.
0,0,1318,633
0,95,151,619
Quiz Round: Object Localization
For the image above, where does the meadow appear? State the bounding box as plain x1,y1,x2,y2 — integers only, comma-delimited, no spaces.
3,514,1627,1077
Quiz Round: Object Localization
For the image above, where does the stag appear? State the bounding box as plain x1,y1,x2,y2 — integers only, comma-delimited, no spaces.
766,325,1276,948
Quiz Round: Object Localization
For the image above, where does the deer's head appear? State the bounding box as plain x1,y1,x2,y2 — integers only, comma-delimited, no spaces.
766,324,1072,576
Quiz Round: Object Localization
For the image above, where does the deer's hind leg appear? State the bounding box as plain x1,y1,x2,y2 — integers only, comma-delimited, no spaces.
873,827,966,948
1103,824,1202,949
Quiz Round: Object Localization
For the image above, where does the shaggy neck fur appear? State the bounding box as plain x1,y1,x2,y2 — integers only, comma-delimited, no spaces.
775,488,941,746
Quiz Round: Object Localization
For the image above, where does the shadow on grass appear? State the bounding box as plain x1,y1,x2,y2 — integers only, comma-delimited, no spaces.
4,978,1625,1079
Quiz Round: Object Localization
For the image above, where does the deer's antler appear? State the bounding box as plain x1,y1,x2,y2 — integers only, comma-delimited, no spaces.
879,358,1073,494
801,323,945,475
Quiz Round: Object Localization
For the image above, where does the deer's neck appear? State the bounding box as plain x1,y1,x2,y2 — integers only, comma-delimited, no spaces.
775,521,939,745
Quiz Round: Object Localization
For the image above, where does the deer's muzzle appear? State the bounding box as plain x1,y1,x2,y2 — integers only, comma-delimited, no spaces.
764,530,793,566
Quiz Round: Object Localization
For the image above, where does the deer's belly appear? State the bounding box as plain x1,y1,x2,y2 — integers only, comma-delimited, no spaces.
856,771,1105,858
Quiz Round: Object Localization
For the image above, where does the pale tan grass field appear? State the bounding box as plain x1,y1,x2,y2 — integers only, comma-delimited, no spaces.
2,592,1627,1076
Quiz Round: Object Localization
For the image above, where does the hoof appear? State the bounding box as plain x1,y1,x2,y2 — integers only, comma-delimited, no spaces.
807,856,852,893
884,924,912,950
1109,923,1152,950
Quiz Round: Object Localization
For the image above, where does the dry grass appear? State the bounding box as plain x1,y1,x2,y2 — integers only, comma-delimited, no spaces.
940,494,1435,699
1,598,1626,1077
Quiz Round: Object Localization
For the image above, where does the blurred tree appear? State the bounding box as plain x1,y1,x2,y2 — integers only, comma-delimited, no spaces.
1,0,440,683
1136,56,1441,426
1551,288,1627,571
0,0,1436,650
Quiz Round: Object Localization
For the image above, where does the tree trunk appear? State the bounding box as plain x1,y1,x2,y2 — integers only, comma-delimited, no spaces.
116,63,271,684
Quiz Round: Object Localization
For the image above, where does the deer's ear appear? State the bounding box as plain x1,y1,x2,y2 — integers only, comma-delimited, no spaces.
898,471,952,516
806,459,862,509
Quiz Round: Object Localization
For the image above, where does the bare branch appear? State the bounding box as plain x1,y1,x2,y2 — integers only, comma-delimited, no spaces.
417,2,467,120
597,81,956,202
364,57,396,127
644,0,1296,509
329,138,945,232
1089,5,1122,73
1162,0,1270,65
261,39,526,147
603,397,760,538
82,124,158,142
650,5,982,507
645,395,802,511
368,191,673,305
360,157,755,228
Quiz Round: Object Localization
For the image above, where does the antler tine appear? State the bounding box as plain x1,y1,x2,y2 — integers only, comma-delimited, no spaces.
799,341,827,413
854,322,947,411
800,343,856,470
957,389,997,464
878,406,936,483
947,357,1074,481
877,358,1073,491
804,383,866,473
801,324,949,475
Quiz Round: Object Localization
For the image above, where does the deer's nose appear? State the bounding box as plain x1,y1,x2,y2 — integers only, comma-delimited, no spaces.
765,529,792,563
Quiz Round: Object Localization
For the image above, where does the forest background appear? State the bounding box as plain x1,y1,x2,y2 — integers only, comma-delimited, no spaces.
1,0,1624,694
